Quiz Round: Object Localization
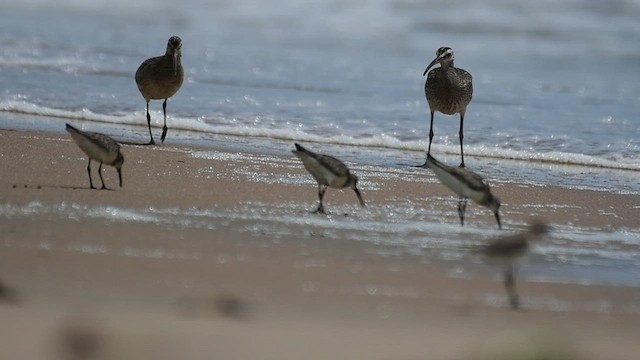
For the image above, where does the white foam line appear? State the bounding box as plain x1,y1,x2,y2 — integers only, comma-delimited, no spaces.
2,100,639,171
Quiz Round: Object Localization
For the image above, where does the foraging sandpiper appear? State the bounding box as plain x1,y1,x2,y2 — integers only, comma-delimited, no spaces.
292,143,365,214
135,36,184,145
426,154,501,229
422,47,472,167
65,123,124,189
480,221,550,309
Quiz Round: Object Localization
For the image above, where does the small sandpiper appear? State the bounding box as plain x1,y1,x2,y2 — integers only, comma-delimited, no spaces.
135,36,184,145
292,143,365,214
426,154,501,229
421,46,473,168
479,221,550,309
65,123,124,190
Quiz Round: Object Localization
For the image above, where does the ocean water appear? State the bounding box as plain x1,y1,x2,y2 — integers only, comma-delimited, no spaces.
1,0,640,294
1,0,639,170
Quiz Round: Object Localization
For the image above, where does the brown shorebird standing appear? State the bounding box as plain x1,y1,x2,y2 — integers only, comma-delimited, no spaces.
422,47,472,167
135,36,184,145
480,221,550,309
65,123,124,190
292,143,365,214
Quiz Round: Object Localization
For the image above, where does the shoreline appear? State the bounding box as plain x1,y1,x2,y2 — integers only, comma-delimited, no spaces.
1,128,640,359
2,127,638,225
1,112,639,193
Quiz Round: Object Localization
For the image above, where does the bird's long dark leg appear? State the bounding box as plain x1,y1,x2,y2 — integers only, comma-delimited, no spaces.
146,100,155,145
160,99,168,143
86,159,95,189
458,112,465,168
504,263,520,309
415,111,435,167
98,162,107,190
427,111,435,156
314,184,327,214
457,197,468,226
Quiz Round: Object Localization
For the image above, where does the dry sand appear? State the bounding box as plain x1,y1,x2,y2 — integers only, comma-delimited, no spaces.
1,128,640,359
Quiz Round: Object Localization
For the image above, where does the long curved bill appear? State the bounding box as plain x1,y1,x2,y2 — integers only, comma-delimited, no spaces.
173,52,179,75
354,187,365,207
118,168,123,187
423,56,441,76
494,211,502,230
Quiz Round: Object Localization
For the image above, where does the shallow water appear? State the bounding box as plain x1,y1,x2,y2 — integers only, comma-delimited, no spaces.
1,148,640,290
2,197,639,289
1,0,639,172
1,0,640,291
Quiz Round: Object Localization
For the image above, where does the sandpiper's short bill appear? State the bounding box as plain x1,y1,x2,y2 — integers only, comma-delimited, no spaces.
135,36,184,145
479,221,550,309
426,154,501,229
66,123,124,190
292,143,365,214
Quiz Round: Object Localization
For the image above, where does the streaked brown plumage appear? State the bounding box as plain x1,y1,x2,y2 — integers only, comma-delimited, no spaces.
480,221,550,309
135,36,184,145
423,47,472,167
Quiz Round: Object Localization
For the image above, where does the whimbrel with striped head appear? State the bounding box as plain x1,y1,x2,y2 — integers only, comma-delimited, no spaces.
135,36,184,145
65,123,124,190
422,47,472,167
426,154,500,229
292,143,365,214
480,221,550,309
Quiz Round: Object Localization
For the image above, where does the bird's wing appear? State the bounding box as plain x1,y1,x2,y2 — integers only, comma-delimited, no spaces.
315,154,349,177
86,132,119,150
427,155,488,196
454,168,489,192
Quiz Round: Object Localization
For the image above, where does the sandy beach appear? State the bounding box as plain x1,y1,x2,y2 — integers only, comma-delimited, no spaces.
1,128,640,360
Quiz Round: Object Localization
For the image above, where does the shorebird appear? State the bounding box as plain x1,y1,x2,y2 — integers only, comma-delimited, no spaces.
135,36,184,145
480,221,550,309
292,143,365,214
426,154,501,229
422,46,473,167
65,123,124,190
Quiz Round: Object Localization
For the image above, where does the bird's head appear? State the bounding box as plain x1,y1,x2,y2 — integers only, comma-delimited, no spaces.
167,36,182,75
528,221,551,236
114,152,124,187
423,46,454,76
486,193,501,230
349,174,365,208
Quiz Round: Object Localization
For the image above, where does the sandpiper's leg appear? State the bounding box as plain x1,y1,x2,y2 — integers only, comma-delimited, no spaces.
314,184,327,214
504,263,520,309
145,100,155,145
160,99,168,143
457,197,468,226
86,159,95,189
458,113,465,168
427,111,435,155
98,162,107,190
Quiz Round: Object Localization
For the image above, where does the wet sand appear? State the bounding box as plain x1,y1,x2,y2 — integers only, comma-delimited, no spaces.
1,128,640,359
